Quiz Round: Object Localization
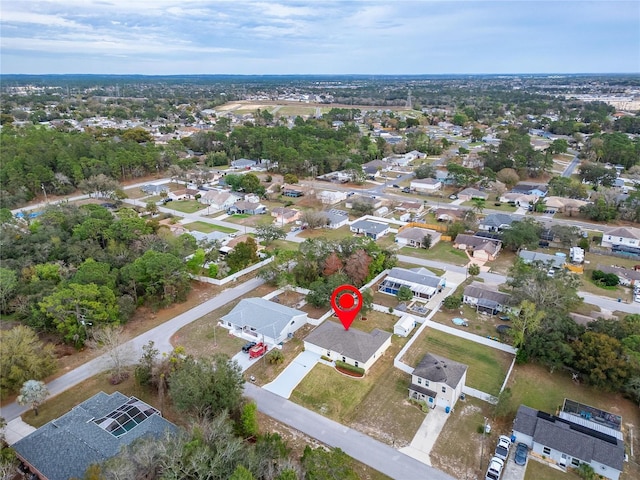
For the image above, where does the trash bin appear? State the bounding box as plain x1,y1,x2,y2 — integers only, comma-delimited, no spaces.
618,298,622,302
445,406,450,414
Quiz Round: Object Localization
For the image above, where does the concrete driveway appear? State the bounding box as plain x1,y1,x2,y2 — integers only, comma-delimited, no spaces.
263,350,320,398
400,407,450,465
501,445,528,480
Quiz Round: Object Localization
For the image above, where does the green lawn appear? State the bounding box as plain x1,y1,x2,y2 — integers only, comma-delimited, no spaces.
400,242,469,266
524,459,578,480
165,200,206,214
402,329,513,396
187,221,237,234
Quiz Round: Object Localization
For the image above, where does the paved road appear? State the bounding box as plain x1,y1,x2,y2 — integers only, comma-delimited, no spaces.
0,276,264,422
562,150,580,178
243,383,455,480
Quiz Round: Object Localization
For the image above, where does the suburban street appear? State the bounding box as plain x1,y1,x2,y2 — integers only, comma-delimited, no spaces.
244,383,455,480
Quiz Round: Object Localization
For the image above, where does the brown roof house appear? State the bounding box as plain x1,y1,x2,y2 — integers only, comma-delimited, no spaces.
271,207,301,225
409,353,468,411
454,234,502,261
304,320,392,373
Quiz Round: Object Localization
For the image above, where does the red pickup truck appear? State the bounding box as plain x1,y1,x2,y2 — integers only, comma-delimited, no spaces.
249,342,267,359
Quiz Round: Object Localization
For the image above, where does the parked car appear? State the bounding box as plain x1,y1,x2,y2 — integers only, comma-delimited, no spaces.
485,456,504,480
402,187,411,193
392,184,400,188
162,198,173,204
449,194,458,200
515,443,529,466
241,341,257,353
494,435,512,461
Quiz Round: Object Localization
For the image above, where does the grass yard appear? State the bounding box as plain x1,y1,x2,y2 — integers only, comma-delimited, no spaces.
327,312,396,335
402,328,513,396
276,106,318,116
165,200,206,214
291,334,423,446
580,272,631,300
430,397,496,480
400,242,469,266
524,459,578,480
297,226,352,241
432,304,508,341
187,220,238,234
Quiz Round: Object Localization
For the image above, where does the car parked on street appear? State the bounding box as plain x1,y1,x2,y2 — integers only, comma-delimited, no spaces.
515,442,528,466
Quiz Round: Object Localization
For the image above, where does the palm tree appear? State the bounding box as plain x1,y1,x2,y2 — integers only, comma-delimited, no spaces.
471,198,486,215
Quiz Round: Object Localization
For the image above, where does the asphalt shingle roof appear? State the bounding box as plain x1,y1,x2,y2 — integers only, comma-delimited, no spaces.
413,353,467,389
305,320,391,364
221,298,306,338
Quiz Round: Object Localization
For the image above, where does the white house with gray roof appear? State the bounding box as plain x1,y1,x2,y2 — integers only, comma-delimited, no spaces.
518,250,566,270
600,226,640,256
350,219,390,240
321,209,350,229
478,213,520,232
396,227,441,249
409,353,468,410
13,392,177,480
221,297,308,346
379,267,445,300
512,405,624,480
304,320,392,373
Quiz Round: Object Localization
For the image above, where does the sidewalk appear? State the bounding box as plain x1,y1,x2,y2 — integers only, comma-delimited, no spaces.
4,417,36,445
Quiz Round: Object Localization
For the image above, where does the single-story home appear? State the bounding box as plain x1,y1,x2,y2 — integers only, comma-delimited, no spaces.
542,196,589,214
457,187,488,202
410,178,442,192
13,392,177,480
271,207,302,225
409,353,468,411
283,188,304,198
434,208,465,222
396,227,441,249
350,219,390,240
511,182,549,197
453,234,502,261
512,404,624,480
518,250,565,270
321,209,350,229
200,190,242,210
140,184,170,195
227,200,267,215
304,320,392,373
231,158,258,169
394,314,417,337
499,192,539,207
478,213,519,232
595,264,640,287
345,195,384,210
317,190,347,205
463,281,511,314
395,201,424,215
362,159,388,176
221,297,308,346
379,267,445,300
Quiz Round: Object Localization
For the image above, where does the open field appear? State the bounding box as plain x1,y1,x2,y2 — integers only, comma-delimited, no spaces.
399,242,469,265
402,328,513,396
164,199,207,214
297,225,352,241
187,220,237,234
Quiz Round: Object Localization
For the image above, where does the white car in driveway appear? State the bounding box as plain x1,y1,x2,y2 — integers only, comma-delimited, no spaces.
485,456,504,480
495,435,512,461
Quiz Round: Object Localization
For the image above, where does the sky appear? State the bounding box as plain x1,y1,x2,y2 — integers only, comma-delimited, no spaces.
1,0,639,75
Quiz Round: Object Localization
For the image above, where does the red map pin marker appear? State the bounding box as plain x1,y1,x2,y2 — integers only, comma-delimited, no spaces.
330,285,363,331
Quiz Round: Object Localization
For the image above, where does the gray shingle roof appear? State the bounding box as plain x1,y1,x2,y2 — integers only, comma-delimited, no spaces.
12,392,177,480
351,219,389,234
413,353,467,389
397,227,439,242
512,405,625,471
518,250,565,268
221,298,306,338
463,282,511,306
481,213,517,228
385,267,442,288
305,320,391,363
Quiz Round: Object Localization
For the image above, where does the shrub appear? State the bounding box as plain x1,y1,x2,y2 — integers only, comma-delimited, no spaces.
592,270,619,287
443,294,463,310
320,355,332,362
208,264,219,278
335,360,365,376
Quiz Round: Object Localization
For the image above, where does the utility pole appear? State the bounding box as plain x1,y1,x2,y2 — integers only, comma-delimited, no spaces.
480,416,488,472
41,184,48,204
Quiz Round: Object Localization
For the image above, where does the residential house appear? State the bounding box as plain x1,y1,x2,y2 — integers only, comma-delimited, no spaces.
518,250,566,270
396,227,441,249
478,213,519,232
140,184,170,195
434,169,453,185
463,282,511,314
409,353,468,411
456,187,488,202
227,200,267,215
512,404,624,480
435,208,465,223
379,267,445,300
345,195,383,210
511,182,549,197
13,392,177,480
453,234,502,261
362,159,387,177
395,201,424,216
542,196,588,215
221,297,308,346
200,190,241,210
271,207,301,225
231,158,257,169
500,192,539,208
304,320,392,373
394,314,417,337
282,188,304,198
320,209,350,229
410,178,442,192
317,190,347,205
350,219,390,240
595,265,640,287
600,226,640,256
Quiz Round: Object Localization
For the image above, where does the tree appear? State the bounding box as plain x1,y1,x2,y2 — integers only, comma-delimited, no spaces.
343,249,372,286
572,332,629,390
414,164,435,179
421,234,432,249
267,349,285,365
443,295,462,310
169,354,244,418
471,127,484,142
549,139,568,154
238,401,259,439
301,446,359,480
17,380,49,416
255,224,286,245
226,237,259,273
468,264,480,276
471,198,486,215
145,200,158,215
39,283,120,347
301,210,329,229
0,267,17,313
501,218,542,252
322,252,344,277
0,326,57,397
134,340,159,387
230,465,255,480
78,174,120,198
496,168,519,189
511,300,545,349
88,326,132,384
396,285,413,302
493,387,513,418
